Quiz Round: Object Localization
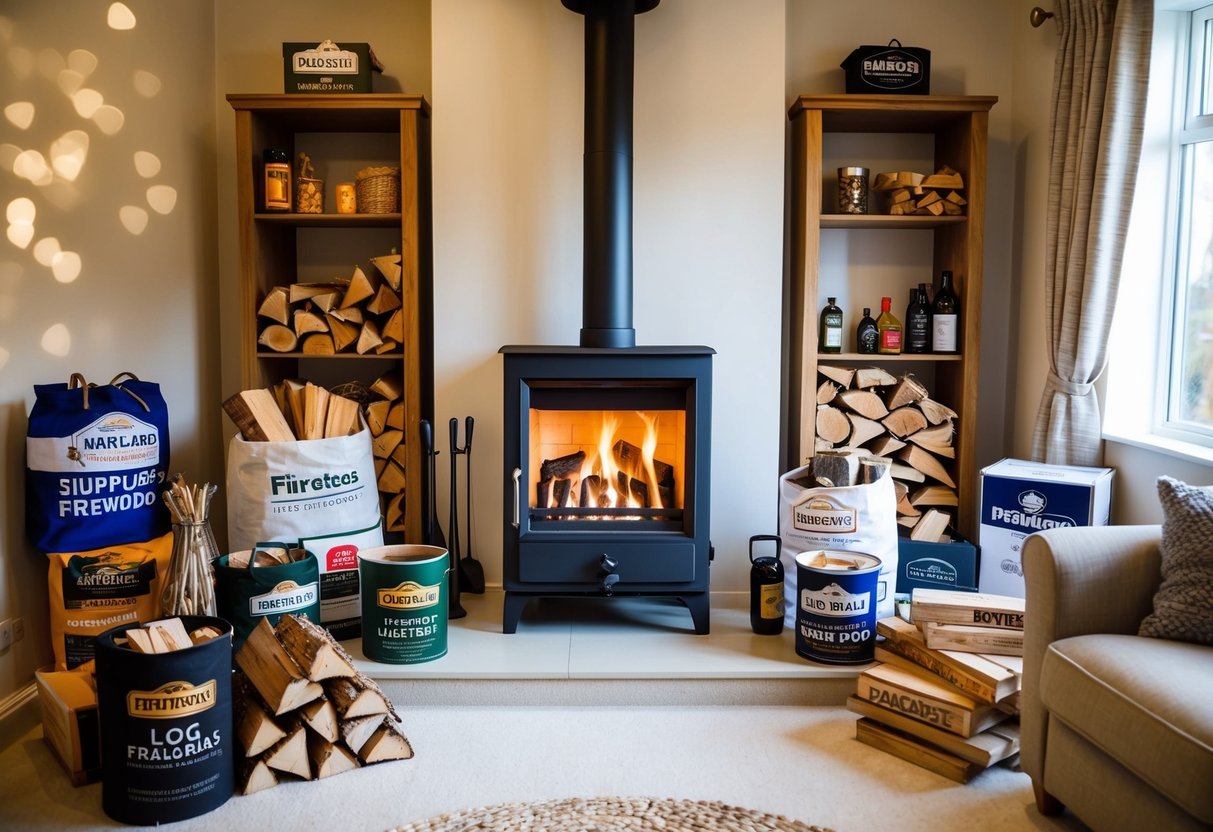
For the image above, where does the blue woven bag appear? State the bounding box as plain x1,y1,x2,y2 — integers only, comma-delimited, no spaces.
26,372,171,553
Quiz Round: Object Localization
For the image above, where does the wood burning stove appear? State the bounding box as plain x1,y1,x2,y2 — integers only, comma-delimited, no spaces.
501,346,712,633
500,0,712,633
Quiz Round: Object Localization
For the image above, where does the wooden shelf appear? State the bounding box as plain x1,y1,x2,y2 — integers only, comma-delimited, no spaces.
784,94,997,539
228,93,433,543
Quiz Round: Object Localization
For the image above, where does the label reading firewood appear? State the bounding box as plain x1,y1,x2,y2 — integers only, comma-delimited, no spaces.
248,580,318,617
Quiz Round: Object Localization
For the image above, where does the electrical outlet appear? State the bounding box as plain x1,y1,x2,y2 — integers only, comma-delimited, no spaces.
12,617,24,643
0,619,11,651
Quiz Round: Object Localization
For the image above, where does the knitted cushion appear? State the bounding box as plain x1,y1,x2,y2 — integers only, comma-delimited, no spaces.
1139,477,1213,645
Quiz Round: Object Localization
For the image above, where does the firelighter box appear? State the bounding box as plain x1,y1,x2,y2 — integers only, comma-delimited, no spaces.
896,535,978,595
978,458,1114,597
283,40,383,94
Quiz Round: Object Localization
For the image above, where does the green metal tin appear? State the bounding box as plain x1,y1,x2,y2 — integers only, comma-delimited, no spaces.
357,545,449,664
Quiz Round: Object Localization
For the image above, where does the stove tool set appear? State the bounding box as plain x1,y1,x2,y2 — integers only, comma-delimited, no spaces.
419,416,484,619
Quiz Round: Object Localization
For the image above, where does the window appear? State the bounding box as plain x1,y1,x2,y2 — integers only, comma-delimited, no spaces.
1167,5,1213,437
1106,3,1213,461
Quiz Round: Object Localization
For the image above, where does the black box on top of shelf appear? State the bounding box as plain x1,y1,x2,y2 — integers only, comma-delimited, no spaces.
840,40,930,95
282,40,383,93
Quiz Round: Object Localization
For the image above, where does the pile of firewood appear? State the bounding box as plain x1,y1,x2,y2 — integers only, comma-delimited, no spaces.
872,166,966,217
256,252,404,355
815,366,958,540
234,615,412,794
221,376,407,531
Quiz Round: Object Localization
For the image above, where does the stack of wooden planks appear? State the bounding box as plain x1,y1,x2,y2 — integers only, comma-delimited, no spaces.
872,165,967,217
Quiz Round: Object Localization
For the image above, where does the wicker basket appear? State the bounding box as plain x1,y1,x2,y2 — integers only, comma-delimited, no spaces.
355,166,400,214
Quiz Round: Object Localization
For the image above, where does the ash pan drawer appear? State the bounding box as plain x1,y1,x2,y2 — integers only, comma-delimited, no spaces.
519,541,697,584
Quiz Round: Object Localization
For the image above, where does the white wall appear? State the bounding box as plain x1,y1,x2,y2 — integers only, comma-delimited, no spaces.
431,0,788,591
0,1,219,700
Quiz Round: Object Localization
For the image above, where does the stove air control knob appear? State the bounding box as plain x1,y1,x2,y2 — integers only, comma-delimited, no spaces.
599,554,619,573
601,573,620,595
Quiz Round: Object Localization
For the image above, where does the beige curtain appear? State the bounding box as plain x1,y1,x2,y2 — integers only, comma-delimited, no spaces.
1031,0,1153,466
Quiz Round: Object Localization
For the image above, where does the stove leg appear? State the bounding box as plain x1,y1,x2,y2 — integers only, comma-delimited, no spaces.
680,593,710,635
502,592,529,634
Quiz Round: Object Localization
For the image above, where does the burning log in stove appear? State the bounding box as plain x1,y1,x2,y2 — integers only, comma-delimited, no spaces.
537,440,676,512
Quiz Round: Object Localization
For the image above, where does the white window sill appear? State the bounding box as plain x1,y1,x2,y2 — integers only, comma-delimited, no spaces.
1103,429,1213,467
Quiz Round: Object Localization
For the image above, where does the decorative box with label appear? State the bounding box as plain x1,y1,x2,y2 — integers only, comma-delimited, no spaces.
282,40,383,94
978,458,1114,597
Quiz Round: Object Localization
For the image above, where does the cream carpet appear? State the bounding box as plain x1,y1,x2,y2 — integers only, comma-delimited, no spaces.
0,705,1088,832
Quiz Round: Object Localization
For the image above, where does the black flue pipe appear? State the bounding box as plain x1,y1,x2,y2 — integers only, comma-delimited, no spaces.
564,0,658,349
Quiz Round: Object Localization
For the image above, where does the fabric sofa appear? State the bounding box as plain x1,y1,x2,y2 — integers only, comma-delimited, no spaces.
1021,525,1213,831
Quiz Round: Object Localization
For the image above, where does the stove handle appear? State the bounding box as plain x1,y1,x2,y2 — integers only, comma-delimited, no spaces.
511,467,522,529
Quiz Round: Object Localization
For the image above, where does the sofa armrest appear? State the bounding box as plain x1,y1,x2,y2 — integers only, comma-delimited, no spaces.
1019,524,1162,782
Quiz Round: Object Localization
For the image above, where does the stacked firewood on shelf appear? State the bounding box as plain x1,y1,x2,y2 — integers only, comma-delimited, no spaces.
221,376,407,532
256,252,405,356
814,366,957,541
872,165,966,217
234,615,413,795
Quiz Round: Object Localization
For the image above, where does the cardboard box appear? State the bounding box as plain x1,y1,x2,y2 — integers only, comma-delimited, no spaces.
34,667,101,786
840,40,930,95
978,458,1114,597
282,40,383,94
896,536,978,595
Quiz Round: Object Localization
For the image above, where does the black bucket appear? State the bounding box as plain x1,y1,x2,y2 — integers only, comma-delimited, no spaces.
95,615,234,825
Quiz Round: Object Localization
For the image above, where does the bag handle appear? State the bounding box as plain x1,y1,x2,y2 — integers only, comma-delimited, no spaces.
109,370,151,412
887,39,902,47
68,373,93,411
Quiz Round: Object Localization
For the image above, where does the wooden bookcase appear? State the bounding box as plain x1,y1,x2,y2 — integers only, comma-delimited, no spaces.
226,93,434,543
784,94,997,539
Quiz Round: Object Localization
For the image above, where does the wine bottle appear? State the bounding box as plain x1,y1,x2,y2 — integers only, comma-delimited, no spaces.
931,271,960,354
876,296,902,355
904,287,930,354
819,296,843,354
856,307,878,354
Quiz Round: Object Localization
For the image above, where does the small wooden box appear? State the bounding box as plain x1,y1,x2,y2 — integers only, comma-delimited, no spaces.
35,666,101,786
283,40,383,94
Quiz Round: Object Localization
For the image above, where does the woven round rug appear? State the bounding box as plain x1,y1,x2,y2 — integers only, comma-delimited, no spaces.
389,796,832,832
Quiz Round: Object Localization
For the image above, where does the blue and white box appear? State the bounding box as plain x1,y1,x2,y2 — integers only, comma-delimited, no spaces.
978,458,1114,596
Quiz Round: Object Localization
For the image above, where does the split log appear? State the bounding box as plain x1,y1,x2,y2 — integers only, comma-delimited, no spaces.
854,367,897,389
223,389,296,443
237,698,286,757
372,429,404,460
580,475,609,507
258,324,298,353
375,338,399,354
382,308,404,343
889,460,926,483
275,614,356,681
540,451,586,481
371,252,403,291
311,291,341,313
329,306,364,325
846,413,886,447
816,404,851,445
919,398,958,425
258,286,290,324
234,619,324,715
911,508,952,542
859,456,890,484
882,406,929,438
293,309,329,337
910,484,959,507
921,166,964,189
239,759,278,795
366,284,401,316
340,266,377,308
837,389,889,420
325,315,359,352
386,402,405,431
818,365,855,388
325,675,393,721
817,380,838,405
340,716,385,757
370,372,403,402
613,440,675,488
365,400,390,435
384,492,406,532
290,281,348,305
301,333,336,355
356,320,383,355
299,699,339,744
897,445,956,488
378,460,407,494
894,480,920,517
813,450,861,488
301,384,330,440
324,394,362,438
864,434,906,457
552,478,572,507
308,734,359,780
263,723,311,780
885,376,928,410
357,723,414,764
908,422,955,458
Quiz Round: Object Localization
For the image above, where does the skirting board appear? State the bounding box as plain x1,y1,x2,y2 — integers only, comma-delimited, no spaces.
0,682,40,752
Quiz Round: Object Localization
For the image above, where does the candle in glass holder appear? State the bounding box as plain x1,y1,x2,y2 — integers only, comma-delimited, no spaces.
336,182,357,214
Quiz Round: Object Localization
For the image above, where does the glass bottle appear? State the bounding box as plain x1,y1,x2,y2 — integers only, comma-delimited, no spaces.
877,296,902,355
263,148,292,212
856,307,878,354
819,297,844,354
931,270,960,354
904,286,930,354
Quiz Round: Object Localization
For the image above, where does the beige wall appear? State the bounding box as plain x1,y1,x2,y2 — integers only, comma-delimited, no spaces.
0,1,219,700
